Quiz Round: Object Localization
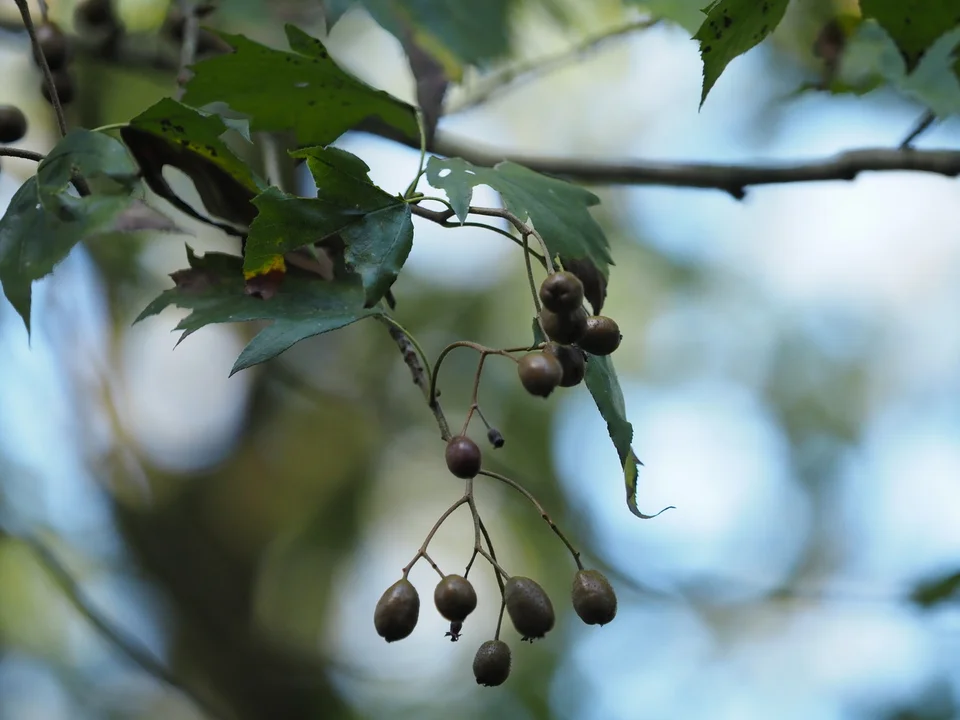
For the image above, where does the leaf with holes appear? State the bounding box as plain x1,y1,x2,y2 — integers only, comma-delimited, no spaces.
136,246,383,375
860,0,960,72
425,156,614,280
122,98,263,228
584,354,671,519
695,0,789,107
182,25,418,147
0,178,139,333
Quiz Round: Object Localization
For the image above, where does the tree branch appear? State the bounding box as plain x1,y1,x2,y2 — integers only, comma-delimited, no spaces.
20,533,231,720
428,134,960,198
175,0,202,99
445,17,660,114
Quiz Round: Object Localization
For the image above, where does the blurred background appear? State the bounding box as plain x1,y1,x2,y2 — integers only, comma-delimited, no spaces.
1,0,959,718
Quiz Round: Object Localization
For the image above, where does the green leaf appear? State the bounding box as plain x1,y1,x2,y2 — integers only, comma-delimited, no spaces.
910,570,960,608
629,0,709,32
36,129,139,205
182,25,418,147
583,354,671,519
245,146,411,306
339,203,414,308
860,0,960,72
425,156,614,279
0,178,134,332
136,246,383,375
694,0,790,107
358,0,512,73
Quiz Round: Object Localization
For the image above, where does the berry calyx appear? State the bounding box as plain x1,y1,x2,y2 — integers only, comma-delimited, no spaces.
542,342,586,387
539,271,584,314
504,576,555,641
33,23,70,71
576,316,622,356
445,435,481,478
540,306,588,345
374,578,420,642
434,574,478,622
0,106,28,144
487,427,505,448
473,640,511,686
517,351,563,398
571,569,618,626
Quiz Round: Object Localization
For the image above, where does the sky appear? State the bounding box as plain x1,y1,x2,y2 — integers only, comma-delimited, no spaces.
1,9,960,720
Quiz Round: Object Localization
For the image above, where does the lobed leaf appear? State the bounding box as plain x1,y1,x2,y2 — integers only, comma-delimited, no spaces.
136,246,383,375
860,0,960,72
36,129,139,206
182,25,418,147
425,156,614,280
694,0,789,107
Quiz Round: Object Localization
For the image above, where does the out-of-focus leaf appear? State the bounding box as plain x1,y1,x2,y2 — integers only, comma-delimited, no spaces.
910,570,960,608
629,0,707,32
860,0,960,72
809,22,960,117
36,129,139,209
136,246,383,375
122,99,263,228
0,178,135,333
358,0,512,76
182,25,419,147
584,354,671,519
425,156,614,280
694,0,789,107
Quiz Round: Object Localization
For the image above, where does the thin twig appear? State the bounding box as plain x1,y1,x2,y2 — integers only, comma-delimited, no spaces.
21,534,231,720
14,0,67,136
899,110,937,149
175,0,202,99
379,316,452,441
479,469,583,570
0,147,45,162
447,17,660,114
401,496,468,577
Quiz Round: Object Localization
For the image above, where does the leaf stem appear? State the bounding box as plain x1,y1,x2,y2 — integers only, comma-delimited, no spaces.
403,107,428,199
479,469,583,570
90,122,129,134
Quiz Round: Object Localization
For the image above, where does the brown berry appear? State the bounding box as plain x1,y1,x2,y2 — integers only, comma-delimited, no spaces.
74,0,116,29
374,578,420,642
473,639,511,686
33,23,70,71
577,316,622,356
445,435,481,478
434,574,478,622
517,351,563,398
542,342,586,387
0,106,27,144
504,576,555,641
540,306,587,345
539,271,584,314
571,569,617,626
41,70,75,105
